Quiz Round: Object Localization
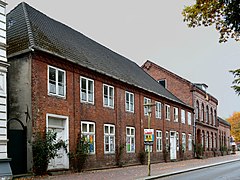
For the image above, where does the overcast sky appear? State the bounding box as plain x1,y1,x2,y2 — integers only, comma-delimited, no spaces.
6,1,240,119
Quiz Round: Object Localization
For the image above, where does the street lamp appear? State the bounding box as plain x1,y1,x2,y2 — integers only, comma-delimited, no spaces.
143,102,156,176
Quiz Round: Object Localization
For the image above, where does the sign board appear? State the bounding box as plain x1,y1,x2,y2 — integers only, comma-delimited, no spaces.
144,129,154,145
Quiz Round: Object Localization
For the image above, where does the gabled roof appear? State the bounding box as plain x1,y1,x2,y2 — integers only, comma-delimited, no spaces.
7,2,188,106
218,116,231,127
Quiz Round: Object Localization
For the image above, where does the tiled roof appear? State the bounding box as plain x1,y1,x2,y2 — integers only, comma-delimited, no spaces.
218,116,231,127
7,2,188,106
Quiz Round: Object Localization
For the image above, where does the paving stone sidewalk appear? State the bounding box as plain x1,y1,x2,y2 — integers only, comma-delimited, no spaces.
32,152,240,180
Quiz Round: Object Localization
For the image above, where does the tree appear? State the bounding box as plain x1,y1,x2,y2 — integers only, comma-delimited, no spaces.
182,0,240,43
182,1,240,94
230,69,240,95
227,112,240,142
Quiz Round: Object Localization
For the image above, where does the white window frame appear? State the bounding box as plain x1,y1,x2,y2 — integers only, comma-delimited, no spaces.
165,104,170,121
103,84,114,108
104,124,115,154
188,134,192,151
173,107,178,122
80,76,94,104
155,101,162,119
188,112,192,125
81,121,95,154
156,130,162,152
182,133,186,152
48,65,66,97
176,132,179,151
166,131,169,150
126,127,135,153
181,109,186,124
144,97,151,116
125,91,134,113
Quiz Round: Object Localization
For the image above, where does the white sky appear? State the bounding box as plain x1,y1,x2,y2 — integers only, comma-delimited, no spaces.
6,0,240,119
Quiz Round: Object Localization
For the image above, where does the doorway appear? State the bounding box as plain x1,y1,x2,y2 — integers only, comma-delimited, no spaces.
170,131,176,160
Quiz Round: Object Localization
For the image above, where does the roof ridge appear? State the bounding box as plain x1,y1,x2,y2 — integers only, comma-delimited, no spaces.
21,2,35,48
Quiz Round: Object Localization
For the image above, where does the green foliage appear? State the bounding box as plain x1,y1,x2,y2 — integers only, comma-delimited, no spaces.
230,69,240,96
69,135,89,172
138,150,147,165
194,143,204,158
32,131,67,175
183,0,240,43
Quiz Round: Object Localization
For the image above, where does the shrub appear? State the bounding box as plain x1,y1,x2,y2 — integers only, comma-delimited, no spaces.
138,150,147,165
32,131,67,175
69,135,89,172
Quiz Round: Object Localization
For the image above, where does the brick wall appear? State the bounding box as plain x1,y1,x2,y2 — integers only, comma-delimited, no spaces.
30,52,194,169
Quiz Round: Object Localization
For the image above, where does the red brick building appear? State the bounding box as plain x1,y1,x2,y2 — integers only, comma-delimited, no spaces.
7,3,193,173
142,60,230,157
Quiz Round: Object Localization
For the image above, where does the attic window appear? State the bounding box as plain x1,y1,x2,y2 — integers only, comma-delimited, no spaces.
8,18,15,29
158,79,167,88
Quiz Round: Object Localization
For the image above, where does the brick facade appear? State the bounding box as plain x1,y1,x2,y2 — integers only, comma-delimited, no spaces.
142,60,231,158
29,52,194,169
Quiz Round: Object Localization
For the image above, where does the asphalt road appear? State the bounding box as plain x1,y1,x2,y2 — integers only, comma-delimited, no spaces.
160,161,240,180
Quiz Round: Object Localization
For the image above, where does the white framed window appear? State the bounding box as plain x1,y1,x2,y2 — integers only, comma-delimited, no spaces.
0,72,6,96
104,124,115,154
165,104,170,120
48,66,66,97
182,133,186,152
80,76,94,104
188,112,192,125
166,131,169,150
181,109,186,124
126,127,135,153
144,97,151,116
81,121,95,154
173,107,178,122
156,130,162,152
126,91,134,112
176,132,179,151
155,101,162,119
206,132,209,150
103,84,114,108
188,134,192,151
145,145,153,152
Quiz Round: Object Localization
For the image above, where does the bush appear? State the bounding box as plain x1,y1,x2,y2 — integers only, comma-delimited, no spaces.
32,131,67,175
138,150,147,165
70,135,89,172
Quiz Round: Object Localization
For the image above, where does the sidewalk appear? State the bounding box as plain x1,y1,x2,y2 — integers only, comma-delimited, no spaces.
35,152,240,180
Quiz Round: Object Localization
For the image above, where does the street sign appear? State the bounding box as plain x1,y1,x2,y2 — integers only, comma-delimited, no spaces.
144,129,154,145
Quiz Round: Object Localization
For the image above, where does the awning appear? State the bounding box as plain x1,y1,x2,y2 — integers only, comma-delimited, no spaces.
0,159,12,177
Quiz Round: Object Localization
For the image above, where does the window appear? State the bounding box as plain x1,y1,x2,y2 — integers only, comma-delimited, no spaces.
80,77,94,104
213,110,217,126
196,101,199,120
126,127,135,153
103,84,114,108
165,104,170,120
104,124,115,154
156,130,162,152
145,145,153,152
81,121,95,154
188,112,192,125
173,107,178,122
125,91,134,112
210,108,213,125
144,97,151,116
206,132,209,150
182,133,186,152
166,131,169,150
181,109,185,124
206,106,209,123
188,134,192,151
155,101,162,119
48,66,66,97
201,103,205,122
158,79,167,88
176,132,179,151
